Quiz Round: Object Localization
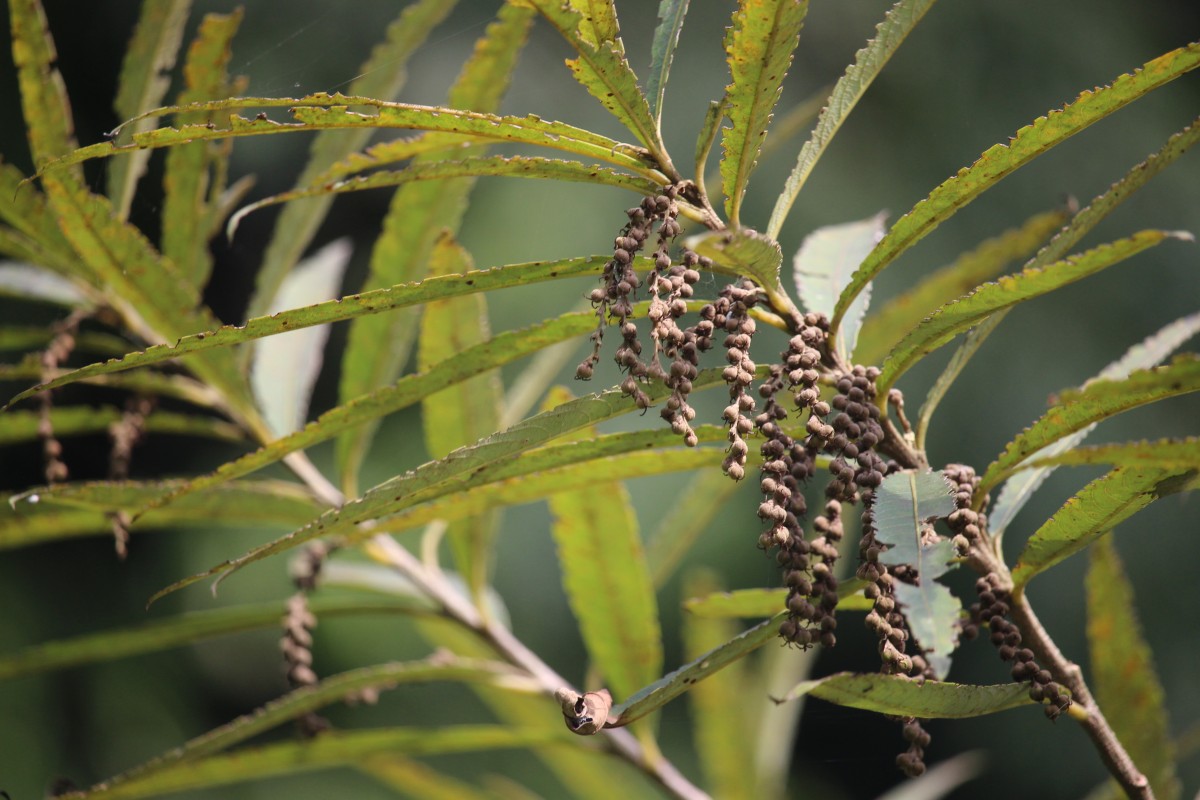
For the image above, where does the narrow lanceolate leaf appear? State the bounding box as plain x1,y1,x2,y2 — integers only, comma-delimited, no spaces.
106,0,192,220
793,211,887,357
979,356,1200,498
548,411,662,703
523,0,665,163
4,256,614,408
689,227,784,290
766,0,936,238
1012,467,1198,590
159,9,242,290
611,612,785,726
0,597,426,680
419,235,502,599
336,4,534,495
646,467,741,588
682,570,756,800
8,0,79,171
646,0,691,123
60,727,562,800
1086,537,1180,800
988,310,1200,536
854,208,1067,366
44,95,658,178
876,231,1188,395
915,312,1005,452
684,583,872,619
773,673,1032,718
1024,438,1200,472
830,42,1200,341
37,170,253,419
250,239,351,436
719,0,808,226
359,758,491,800
0,161,76,272
114,658,537,780
872,471,958,678
246,0,457,320
158,307,624,507
0,407,242,445
229,156,661,236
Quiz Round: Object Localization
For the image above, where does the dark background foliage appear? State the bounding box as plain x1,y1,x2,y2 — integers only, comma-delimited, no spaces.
1,2,1197,798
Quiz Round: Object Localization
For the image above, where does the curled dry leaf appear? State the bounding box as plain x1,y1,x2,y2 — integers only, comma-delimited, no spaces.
554,687,615,735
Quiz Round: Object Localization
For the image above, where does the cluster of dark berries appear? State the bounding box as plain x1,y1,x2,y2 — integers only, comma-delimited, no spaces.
824,366,887,501
282,543,334,735
705,280,759,480
895,718,932,777
967,573,1071,720
777,500,843,648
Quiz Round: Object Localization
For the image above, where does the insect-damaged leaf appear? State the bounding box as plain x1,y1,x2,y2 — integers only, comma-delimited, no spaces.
872,470,958,678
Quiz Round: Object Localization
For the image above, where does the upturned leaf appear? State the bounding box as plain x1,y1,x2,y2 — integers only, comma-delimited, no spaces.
719,0,808,226
792,211,887,357
684,583,872,619
689,227,784,290
1012,466,1199,590
8,0,79,172
830,42,1200,342
876,230,1189,396
1023,438,1200,472
979,356,1200,497
767,0,937,238
1086,537,1180,800
646,0,691,124
872,470,959,678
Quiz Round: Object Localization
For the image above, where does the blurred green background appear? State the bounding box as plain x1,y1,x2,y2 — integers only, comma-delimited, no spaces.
1,1,1197,798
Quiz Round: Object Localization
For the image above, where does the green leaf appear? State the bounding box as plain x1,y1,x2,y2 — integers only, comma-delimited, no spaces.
872,470,958,678
684,582,873,619
0,480,319,550
4,256,612,407
979,356,1200,497
1012,466,1198,590
876,230,1188,396
37,169,256,422
719,0,808,226
142,303,666,510
43,94,659,179
854,208,1067,366
0,362,221,408
1086,537,1180,800
1023,438,1200,471
229,155,663,237
829,42,1200,340
0,596,428,681
160,9,242,289
681,570,756,800
106,0,192,220
646,467,742,588
335,5,536,496
58,727,563,800
8,0,79,171
359,757,492,800
772,673,1033,718
548,435,662,702
766,0,936,238
0,406,243,446
250,239,351,437
646,0,690,124
245,0,457,320
688,227,784,290
989,310,1200,535
611,612,784,726
522,0,665,164
113,657,536,782
419,234,502,599
792,211,887,356
0,161,76,273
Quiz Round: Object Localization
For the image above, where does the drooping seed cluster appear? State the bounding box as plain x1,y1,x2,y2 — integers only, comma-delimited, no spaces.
777,499,842,648
283,542,333,735
38,313,84,484
707,280,760,479
896,718,932,778
944,464,985,557
967,573,1072,721
824,366,886,501
650,249,705,447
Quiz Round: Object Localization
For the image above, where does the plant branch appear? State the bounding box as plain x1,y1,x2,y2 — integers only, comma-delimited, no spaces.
366,533,710,800
1008,590,1153,799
